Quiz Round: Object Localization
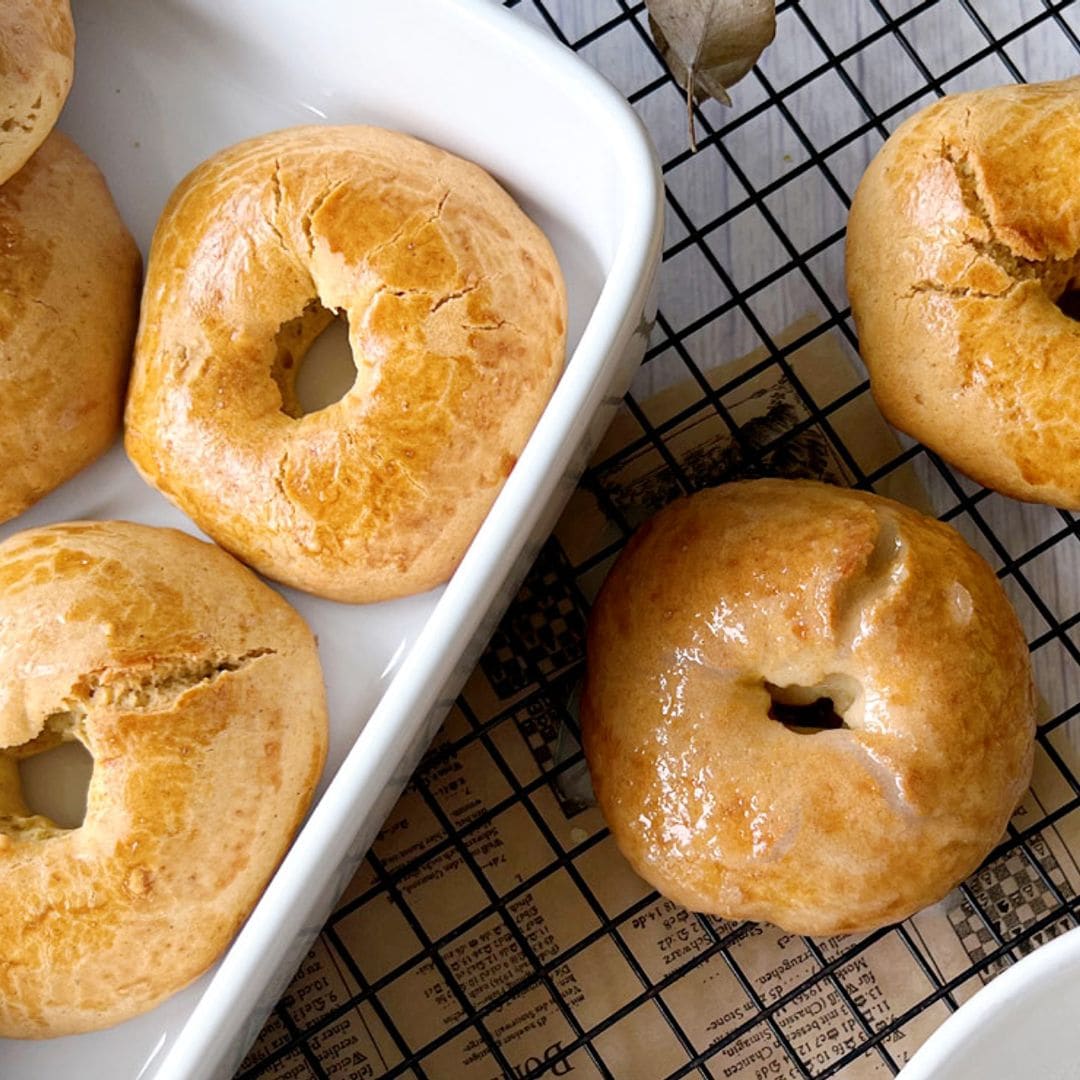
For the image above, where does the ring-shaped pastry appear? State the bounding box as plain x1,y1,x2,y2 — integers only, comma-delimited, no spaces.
126,126,566,602
0,521,327,1037
582,480,1035,935
847,77,1080,508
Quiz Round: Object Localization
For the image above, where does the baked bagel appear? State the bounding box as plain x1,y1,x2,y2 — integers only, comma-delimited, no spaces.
125,125,566,603
847,77,1080,508
581,480,1035,936
0,521,328,1038
0,0,73,186
0,131,140,522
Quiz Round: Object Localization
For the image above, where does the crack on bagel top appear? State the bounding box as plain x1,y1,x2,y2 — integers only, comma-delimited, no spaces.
429,280,478,314
67,647,277,712
361,278,524,332
932,146,1080,302
300,177,349,260
905,279,1022,301
354,188,452,285
264,158,300,266
359,217,409,269
428,188,451,230
269,158,284,224
332,187,450,271
369,282,408,302
463,318,515,332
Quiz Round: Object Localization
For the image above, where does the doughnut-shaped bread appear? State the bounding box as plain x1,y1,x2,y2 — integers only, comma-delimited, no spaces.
0,131,140,522
582,480,1035,935
0,0,73,186
125,125,566,603
847,78,1080,509
0,521,327,1038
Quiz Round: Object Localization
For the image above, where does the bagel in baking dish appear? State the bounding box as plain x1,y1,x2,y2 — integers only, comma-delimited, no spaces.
0,521,327,1037
125,125,567,602
0,131,140,522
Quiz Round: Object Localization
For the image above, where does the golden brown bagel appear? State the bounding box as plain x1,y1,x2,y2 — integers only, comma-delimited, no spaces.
125,125,566,603
0,521,328,1038
0,0,73,186
846,78,1080,509
0,131,140,522
581,480,1035,936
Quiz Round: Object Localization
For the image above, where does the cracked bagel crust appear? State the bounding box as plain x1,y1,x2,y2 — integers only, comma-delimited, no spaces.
125,125,567,602
0,131,140,524
846,77,1080,508
0,521,328,1038
581,480,1036,936
0,0,73,186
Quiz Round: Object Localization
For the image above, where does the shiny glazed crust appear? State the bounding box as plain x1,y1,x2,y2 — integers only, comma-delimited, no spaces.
125,125,567,603
0,132,140,523
0,521,328,1038
581,480,1035,936
0,0,73,185
846,77,1080,509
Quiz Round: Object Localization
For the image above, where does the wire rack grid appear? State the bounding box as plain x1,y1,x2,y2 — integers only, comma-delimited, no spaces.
236,2,1080,1078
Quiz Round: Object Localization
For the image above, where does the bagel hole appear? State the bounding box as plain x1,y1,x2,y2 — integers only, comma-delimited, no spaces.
765,676,858,735
16,739,94,829
272,300,356,418
1056,289,1080,321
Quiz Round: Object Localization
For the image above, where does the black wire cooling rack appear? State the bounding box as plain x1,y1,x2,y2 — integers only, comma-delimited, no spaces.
237,2,1080,1077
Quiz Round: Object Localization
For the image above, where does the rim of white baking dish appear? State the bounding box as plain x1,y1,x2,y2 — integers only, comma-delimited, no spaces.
151,3,664,1078
897,924,1080,1079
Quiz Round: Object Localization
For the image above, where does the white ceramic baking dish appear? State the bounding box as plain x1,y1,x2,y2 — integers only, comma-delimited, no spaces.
899,925,1080,1080
0,1,662,1077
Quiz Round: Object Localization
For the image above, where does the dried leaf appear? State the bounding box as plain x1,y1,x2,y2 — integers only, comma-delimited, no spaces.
647,0,777,151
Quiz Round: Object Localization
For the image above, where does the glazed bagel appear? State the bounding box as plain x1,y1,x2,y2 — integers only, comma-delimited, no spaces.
0,0,74,186
0,521,328,1038
0,131,140,523
847,77,1080,509
581,480,1036,936
125,125,566,603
